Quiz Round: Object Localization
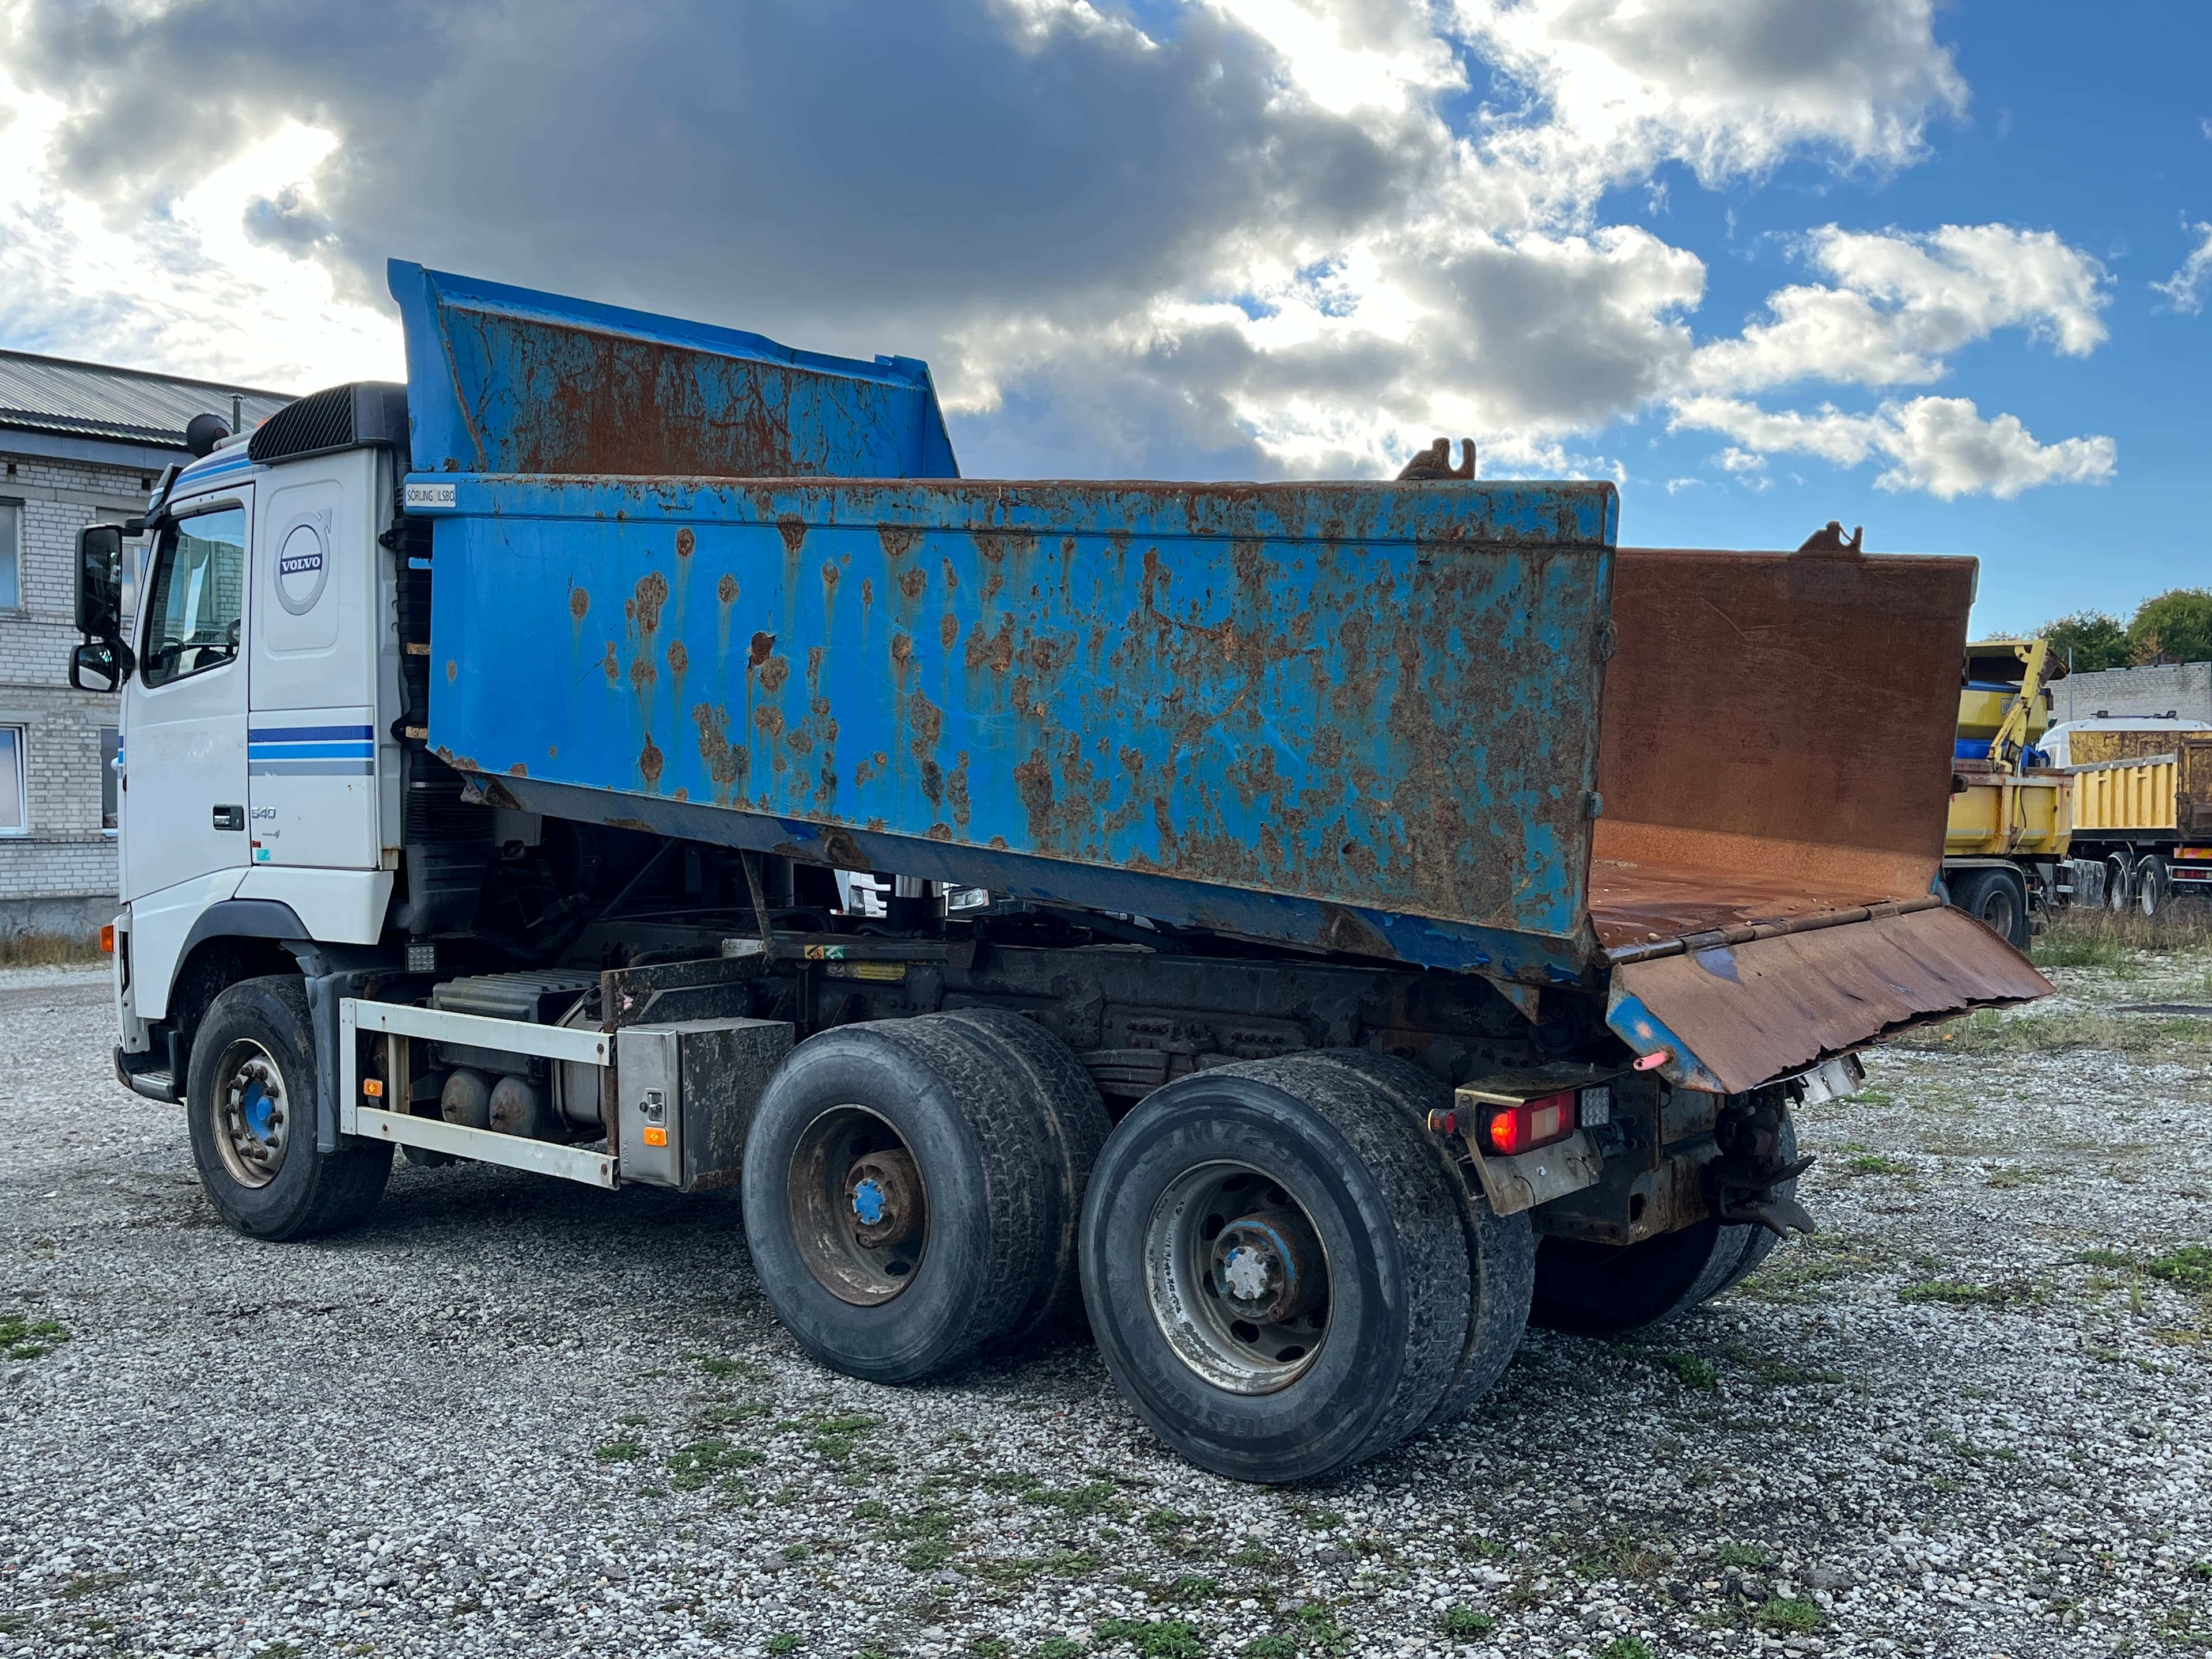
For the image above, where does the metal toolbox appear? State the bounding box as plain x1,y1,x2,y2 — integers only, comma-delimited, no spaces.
616,1018,792,1191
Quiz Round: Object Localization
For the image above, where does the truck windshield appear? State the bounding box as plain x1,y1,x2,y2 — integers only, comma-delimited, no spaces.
142,505,247,687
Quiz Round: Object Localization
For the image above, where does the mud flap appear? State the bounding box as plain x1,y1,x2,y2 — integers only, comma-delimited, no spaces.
1604,904,2052,1095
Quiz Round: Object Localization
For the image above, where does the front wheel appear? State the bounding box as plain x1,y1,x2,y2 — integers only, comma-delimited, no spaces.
185,975,391,1240
1079,1052,1506,1483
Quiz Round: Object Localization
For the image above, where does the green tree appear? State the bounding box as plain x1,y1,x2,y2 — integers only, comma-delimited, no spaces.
2037,610,2131,672
2128,589,2212,665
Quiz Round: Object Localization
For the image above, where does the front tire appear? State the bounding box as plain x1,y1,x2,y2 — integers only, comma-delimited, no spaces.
185,975,391,1240
1078,1052,1477,1483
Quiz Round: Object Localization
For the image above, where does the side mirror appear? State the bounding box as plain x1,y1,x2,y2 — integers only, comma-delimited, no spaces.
70,637,134,694
75,524,124,639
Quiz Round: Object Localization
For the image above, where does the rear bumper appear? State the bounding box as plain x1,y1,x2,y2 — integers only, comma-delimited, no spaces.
1604,904,2051,1094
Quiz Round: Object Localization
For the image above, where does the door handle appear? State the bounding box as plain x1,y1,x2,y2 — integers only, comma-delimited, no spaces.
213,805,245,831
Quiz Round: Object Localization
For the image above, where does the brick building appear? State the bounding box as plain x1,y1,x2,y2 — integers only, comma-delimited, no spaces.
0,352,291,941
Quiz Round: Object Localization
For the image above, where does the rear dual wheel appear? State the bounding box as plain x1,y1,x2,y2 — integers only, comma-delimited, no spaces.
1079,1052,1532,1483
741,1010,1109,1383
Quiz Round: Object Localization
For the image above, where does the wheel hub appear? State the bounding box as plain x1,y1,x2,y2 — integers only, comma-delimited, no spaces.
790,1107,930,1306
1210,1208,1322,1324
1144,1163,1332,1394
846,1149,922,1249
213,1044,289,1190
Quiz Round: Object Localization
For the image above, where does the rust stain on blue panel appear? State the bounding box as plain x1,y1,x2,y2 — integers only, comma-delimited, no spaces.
423,476,1617,964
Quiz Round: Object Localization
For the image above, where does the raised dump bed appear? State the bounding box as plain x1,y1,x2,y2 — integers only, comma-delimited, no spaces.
393,262,2045,1097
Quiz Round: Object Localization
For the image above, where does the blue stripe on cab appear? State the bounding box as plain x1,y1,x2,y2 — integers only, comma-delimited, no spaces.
247,743,373,760
247,725,375,743
250,761,374,776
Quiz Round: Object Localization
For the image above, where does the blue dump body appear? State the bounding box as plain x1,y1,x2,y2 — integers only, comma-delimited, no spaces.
390,261,2051,1087
392,262,1616,987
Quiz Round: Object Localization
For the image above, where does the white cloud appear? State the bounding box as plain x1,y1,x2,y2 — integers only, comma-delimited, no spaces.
0,0,2115,501
1453,0,1967,212
0,67,395,387
1673,393,2116,500
1687,222,2107,393
2153,222,2212,315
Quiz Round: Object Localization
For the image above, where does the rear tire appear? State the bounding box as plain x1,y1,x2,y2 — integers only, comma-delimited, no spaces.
938,1007,1111,1345
2136,856,2169,917
1530,1114,1798,1335
2107,854,2135,914
1949,866,2029,949
741,1016,1062,1384
1078,1052,1472,1483
1300,1050,1533,1427
185,975,391,1240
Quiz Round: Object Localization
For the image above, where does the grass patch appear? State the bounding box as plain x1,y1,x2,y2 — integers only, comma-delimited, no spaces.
0,1313,67,1361
1658,1352,1719,1389
970,1641,1012,1658
1438,1605,1495,1639
1229,1541,1279,1570
1038,1640,1084,1659
1599,1641,1654,1659
0,931,101,966
1093,1619,1206,1659
692,1400,771,1430
1714,1542,1769,1569
60,1572,131,1599
2149,1246,2212,1290
766,1635,800,1655
1756,1598,1825,1635
1903,1007,2212,1055
665,1439,762,1489
1897,1280,2019,1306
1243,1638,1298,1659
2034,907,2212,968
1845,1153,1914,1177
1020,1480,1119,1517
1166,1574,1221,1601
592,1439,642,1463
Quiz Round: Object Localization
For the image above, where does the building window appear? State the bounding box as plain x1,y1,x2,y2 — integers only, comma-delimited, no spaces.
0,726,24,835
0,499,20,610
101,726,120,832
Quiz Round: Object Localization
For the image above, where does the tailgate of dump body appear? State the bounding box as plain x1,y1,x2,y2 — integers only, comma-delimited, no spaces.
411,474,1620,983
1590,543,2052,1093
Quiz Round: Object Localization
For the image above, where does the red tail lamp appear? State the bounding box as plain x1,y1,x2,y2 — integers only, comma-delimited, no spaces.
1485,1090,1577,1156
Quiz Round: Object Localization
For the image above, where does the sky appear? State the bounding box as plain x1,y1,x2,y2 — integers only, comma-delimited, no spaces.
0,0,2203,635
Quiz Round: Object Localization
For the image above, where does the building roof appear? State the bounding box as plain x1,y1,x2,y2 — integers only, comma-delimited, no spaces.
0,347,293,451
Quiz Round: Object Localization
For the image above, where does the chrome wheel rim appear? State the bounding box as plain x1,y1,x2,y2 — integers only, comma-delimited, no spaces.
789,1106,928,1305
1143,1161,1331,1394
213,1039,289,1188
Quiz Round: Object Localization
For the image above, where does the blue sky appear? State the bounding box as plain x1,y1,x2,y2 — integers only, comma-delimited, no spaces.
1593,1,2212,634
0,0,2202,637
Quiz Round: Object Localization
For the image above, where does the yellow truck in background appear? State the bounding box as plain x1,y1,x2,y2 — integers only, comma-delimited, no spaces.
1946,635,2212,934
1944,638,2074,945
2043,719,2212,913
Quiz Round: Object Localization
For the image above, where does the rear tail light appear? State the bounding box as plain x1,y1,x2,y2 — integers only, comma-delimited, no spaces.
1486,1090,1577,1156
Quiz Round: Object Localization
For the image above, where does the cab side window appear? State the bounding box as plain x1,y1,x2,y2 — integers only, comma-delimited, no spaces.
141,506,247,688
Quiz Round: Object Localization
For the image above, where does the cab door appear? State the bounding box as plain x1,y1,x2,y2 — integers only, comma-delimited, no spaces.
120,495,254,902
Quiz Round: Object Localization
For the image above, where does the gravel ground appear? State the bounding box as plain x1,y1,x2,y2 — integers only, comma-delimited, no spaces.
4,950,2210,1659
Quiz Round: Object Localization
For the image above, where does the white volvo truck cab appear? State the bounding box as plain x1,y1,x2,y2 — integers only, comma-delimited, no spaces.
81,392,406,1094
74,384,791,1243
